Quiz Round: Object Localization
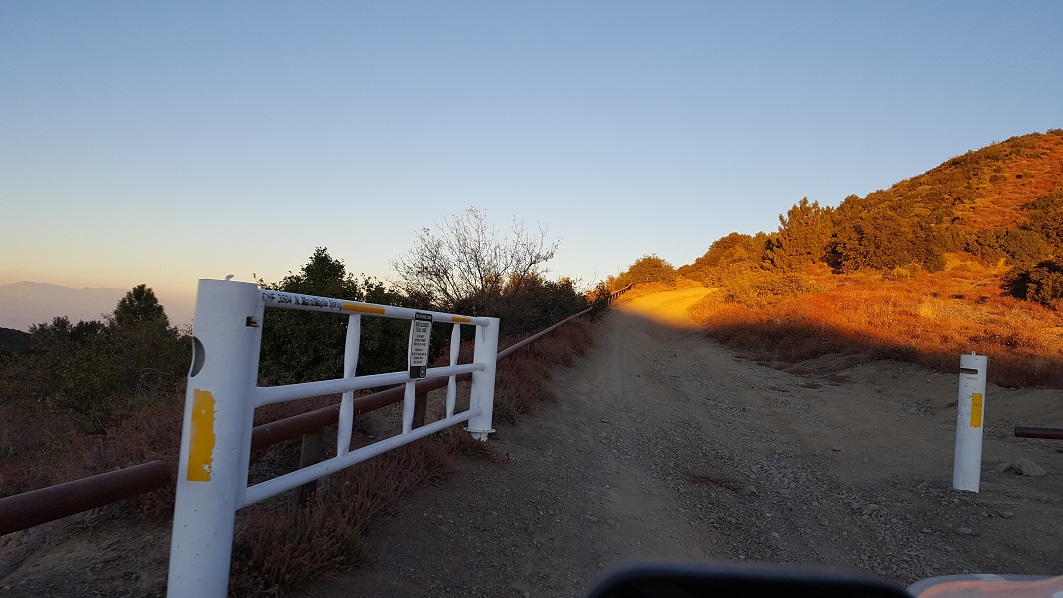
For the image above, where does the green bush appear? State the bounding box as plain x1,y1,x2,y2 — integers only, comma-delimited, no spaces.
257,248,411,383
0,287,189,432
614,254,678,288
721,272,823,309
966,227,1049,264
1002,260,1063,307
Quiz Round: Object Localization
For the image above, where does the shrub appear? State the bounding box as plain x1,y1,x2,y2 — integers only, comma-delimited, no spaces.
613,255,678,289
1002,260,1063,307
0,287,190,433
720,272,823,309
257,248,411,383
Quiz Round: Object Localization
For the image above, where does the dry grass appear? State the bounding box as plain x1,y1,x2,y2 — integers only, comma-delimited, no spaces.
229,438,453,597
689,268,1063,388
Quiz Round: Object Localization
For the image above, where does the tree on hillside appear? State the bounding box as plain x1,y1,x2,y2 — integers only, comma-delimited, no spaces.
258,248,408,383
965,227,1048,265
9,286,188,432
677,232,770,286
114,284,169,327
767,198,833,272
615,254,678,288
392,207,559,314
29,316,106,347
1021,188,1063,255
688,233,766,269
1002,260,1063,307
828,192,954,273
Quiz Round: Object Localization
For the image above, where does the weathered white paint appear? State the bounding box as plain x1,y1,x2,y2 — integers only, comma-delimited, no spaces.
168,279,499,597
952,353,988,492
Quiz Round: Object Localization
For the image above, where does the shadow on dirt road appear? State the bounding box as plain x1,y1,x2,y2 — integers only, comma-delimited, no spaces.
301,288,1063,598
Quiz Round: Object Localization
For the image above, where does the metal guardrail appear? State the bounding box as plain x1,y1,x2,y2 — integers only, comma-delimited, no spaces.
0,283,633,537
1015,426,1063,440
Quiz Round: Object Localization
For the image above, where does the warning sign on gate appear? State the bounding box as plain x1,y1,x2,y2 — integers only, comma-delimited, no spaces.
408,312,432,379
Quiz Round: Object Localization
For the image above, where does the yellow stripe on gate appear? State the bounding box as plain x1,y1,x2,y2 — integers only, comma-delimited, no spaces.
343,302,386,314
451,316,471,323
970,393,984,428
187,389,217,482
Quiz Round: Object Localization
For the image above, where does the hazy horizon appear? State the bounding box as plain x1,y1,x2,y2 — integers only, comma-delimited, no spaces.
0,280,194,332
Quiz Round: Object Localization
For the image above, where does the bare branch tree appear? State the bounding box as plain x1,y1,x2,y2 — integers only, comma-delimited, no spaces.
392,207,560,312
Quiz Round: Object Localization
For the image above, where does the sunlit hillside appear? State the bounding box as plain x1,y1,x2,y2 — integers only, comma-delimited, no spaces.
613,130,1063,389
888,130,1063,232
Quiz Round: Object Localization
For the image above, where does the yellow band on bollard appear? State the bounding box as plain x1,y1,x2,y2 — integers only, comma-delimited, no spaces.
970,393,983,428
187,389,217,482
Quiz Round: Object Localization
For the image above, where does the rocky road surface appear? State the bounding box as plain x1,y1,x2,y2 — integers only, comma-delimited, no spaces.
302,288,1063,597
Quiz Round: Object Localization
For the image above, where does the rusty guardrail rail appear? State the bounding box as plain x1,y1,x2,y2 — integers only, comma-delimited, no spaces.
1015,426,1063,441
0,283,634,537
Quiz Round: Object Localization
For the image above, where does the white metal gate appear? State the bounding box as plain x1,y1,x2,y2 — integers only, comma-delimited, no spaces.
167,278,499,596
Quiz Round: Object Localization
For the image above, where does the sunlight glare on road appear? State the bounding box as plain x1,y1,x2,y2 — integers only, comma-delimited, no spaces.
617,287,714,329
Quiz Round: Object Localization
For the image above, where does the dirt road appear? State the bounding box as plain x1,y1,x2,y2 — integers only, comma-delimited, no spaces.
304,288,1063,597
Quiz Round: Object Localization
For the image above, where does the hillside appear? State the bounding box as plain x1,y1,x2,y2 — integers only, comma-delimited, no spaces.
880,130,1063,233
829,130,1063,272
648,131,1063,389
674,130,1063,283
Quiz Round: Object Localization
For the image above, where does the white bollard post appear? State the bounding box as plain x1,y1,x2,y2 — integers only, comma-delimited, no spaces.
168,279,263,597
952,352,988,492
466,317,500,441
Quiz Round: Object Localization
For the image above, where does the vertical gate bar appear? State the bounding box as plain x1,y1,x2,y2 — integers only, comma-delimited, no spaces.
402,381,416,434
466,318,500,441
168,279,262,598
445,324,460,417
337,315,361,456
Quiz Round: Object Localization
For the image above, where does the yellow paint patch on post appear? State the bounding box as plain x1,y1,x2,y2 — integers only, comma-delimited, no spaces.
343,302,386,314
970,393,984,428
451,316,471,323
187,389,217,482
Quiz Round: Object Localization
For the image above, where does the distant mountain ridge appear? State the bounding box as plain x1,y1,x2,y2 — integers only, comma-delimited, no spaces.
0,282,126,331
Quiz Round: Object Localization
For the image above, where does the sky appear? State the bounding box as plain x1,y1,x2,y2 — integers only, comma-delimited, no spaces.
2,1,1061,326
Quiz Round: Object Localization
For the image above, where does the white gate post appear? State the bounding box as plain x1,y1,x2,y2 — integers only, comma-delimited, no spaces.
168,279,263,597
466,317,500,441
952,352,988,492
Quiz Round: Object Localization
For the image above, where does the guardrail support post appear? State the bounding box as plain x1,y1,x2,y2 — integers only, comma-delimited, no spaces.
168,279,262,597
297,429,324,506
466,317,500,441
412,390,429,429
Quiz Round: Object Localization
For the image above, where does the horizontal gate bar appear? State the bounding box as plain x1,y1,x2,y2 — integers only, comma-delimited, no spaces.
242,408,481,507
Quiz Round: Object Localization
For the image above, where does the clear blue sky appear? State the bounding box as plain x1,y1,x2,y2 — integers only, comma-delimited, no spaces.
2,1,1061,325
